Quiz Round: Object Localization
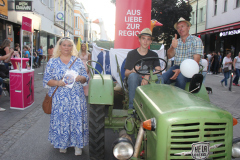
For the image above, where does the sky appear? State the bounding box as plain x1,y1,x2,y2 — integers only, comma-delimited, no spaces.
77,0,116,41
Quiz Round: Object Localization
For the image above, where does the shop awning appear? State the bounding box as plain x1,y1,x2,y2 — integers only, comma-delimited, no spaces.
198,21,240,35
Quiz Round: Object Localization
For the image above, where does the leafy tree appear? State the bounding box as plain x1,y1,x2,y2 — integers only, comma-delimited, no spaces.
110,0,116,4
152,0,192,49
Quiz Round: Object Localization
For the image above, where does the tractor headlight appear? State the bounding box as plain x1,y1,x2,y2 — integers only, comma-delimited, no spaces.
232,138,240,158
112,137,134,160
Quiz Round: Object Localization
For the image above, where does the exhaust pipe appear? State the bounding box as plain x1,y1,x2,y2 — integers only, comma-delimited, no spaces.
133,123,145,158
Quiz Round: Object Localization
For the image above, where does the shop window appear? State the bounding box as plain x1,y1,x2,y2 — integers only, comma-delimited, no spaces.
224,0,227,12
237,0,240,8
200,8,203,22
214,0,217,16
75,17,78,28
192,12,195,24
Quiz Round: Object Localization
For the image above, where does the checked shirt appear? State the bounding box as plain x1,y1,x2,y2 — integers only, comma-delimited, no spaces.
174,34,203,66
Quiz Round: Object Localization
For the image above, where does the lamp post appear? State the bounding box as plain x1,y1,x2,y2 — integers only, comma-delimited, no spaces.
195,0,198,35
64,0,66,37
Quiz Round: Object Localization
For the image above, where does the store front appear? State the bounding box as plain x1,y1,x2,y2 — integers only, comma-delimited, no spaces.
199,22,240,57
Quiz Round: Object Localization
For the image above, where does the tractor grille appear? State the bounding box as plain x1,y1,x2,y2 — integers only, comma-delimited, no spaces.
168,121,228,160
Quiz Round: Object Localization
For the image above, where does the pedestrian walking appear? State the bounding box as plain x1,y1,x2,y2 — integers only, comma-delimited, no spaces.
218,52,222,73
233,51,240,86
43,37,89,155
220,51,232,88
78,43,91,96
211,51,219,74
37,46,43,66
207,52,212,74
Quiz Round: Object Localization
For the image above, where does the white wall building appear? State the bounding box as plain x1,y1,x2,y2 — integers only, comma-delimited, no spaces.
199,0,240,56
74,2,87,44
189,0,207,35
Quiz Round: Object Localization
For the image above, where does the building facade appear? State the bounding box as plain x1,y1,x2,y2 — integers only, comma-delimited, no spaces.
199,0,240,57
0,0,75,57
73,2,86,45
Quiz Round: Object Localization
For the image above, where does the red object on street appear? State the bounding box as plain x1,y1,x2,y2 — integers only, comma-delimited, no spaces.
10,70,34,110
11,58,29,69
114,0,152,49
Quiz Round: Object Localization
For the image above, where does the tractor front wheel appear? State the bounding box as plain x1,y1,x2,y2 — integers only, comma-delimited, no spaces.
89,104,105,160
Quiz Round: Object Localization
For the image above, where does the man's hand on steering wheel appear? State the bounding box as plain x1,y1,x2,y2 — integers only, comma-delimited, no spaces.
132,66,141,73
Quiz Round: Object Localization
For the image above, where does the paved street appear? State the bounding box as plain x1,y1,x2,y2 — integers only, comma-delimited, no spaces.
0,65,239,160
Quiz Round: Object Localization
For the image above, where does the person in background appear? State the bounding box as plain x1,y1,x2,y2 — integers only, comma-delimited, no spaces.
211,51,219,74
0,49,14,111
78,43,91,96
201,56,208,84
162,17,203,90
37,46,43,66
220,51,232,88
43,37,89,155
0,39,14,69
203,52,208,61
23,46,30,58
0,77,4,111
14,43,21,58
47,45,54,61
218,52,222,73
207,52,212,74
233,52,240,86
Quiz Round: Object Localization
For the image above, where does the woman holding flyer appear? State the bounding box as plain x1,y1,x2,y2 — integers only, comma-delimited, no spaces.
43,37,89,156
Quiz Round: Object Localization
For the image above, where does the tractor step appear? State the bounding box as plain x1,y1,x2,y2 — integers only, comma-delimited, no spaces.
112,109,129,117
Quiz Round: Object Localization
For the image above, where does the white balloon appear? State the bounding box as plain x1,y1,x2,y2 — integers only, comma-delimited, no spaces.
180,59,199,78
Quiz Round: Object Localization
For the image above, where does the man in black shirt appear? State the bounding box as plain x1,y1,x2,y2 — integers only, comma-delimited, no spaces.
124,28,162,109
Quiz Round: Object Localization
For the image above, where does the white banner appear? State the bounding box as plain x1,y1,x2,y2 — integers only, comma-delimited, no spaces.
91,43,111,75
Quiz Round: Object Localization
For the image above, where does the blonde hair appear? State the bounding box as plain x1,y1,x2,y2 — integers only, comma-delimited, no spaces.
53,37,78,58
1,39,11,48
78,43,89,57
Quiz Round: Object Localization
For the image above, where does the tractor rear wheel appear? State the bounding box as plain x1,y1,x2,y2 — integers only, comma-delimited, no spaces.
89,104,105,160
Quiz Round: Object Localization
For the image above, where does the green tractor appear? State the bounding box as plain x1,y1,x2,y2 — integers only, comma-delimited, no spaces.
87,57,240,160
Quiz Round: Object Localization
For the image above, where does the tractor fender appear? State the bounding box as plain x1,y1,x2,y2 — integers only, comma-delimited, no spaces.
88,74,114,105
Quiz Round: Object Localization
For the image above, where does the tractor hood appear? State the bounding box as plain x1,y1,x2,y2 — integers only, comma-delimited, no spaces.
134,84,233,160
134,84,230,120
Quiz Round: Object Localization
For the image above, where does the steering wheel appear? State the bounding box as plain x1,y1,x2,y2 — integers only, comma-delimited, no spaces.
133,57,167,75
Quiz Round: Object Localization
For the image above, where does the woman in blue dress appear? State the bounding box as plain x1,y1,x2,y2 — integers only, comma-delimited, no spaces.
43,37,89,155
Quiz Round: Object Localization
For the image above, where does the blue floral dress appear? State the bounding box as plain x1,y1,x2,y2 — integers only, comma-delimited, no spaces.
43,56,89,149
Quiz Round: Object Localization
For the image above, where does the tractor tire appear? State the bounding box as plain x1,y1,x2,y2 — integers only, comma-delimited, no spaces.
89,104,105,160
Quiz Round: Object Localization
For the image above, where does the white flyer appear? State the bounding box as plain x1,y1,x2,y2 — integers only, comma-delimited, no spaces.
63,70,78,88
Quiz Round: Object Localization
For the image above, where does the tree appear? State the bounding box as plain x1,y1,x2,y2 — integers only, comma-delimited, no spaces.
151,0,192,49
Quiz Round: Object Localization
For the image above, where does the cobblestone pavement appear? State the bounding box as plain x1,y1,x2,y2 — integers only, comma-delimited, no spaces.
0,66,47,158
0,64,239,159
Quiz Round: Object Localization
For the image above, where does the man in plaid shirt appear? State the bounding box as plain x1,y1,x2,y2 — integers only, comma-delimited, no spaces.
162,17,203,89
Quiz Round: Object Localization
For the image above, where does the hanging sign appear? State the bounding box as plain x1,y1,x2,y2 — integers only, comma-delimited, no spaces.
22,16,32,33
15,1,32,11
55,11,64,22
